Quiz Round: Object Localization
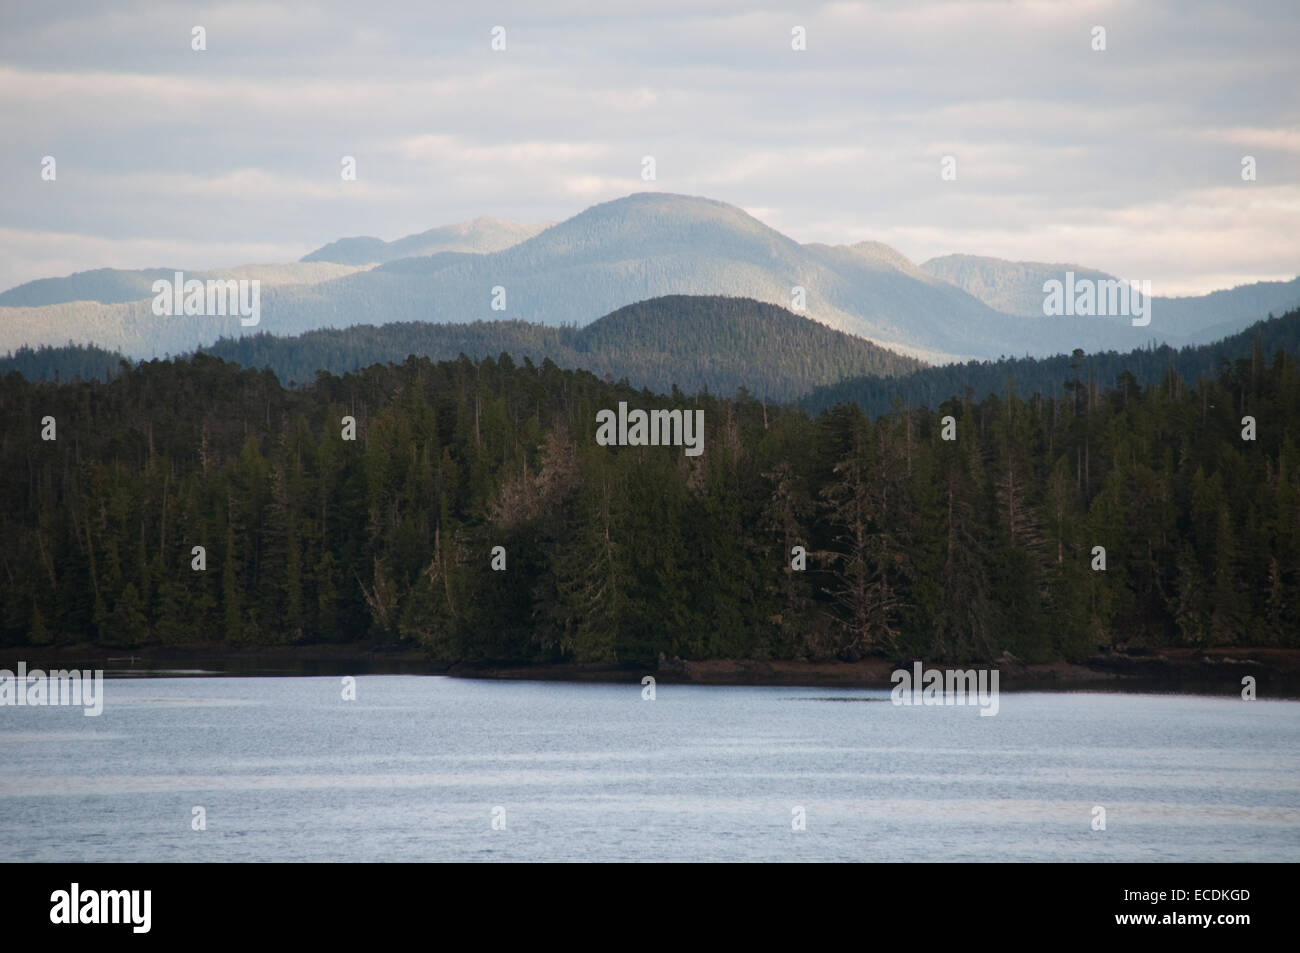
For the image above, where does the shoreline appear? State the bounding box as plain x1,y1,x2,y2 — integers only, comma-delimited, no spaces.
2,643,1298,695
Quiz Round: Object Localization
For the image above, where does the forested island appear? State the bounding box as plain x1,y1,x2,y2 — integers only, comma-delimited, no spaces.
3,316,1298,679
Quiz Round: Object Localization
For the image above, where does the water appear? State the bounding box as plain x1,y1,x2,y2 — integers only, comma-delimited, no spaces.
2,676,1297,862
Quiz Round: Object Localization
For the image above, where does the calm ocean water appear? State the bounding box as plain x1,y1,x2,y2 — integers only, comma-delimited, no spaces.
1,676,1297,862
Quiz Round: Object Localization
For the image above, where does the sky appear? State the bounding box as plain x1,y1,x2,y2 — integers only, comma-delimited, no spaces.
1,0,1297,296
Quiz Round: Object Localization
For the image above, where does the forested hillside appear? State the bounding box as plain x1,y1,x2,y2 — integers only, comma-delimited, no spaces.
0,343,129,386
202,295,921,400
0,296,923,403
805,308,1300,417
8,302,1299,421
3,343,1297,664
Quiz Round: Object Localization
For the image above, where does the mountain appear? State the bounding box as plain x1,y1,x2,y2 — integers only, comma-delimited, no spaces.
0,267,180,307
802,305,1300,417
0,261,368,308
1,295,925,403
3,193,1295,363
0,217,548,308
300,216,553,265
922,253,1300,338
920,255,1117,317
222,192,1191,363
14,299,1299,427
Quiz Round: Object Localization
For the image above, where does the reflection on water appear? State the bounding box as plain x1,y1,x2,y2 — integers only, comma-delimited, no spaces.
1,676,1296,862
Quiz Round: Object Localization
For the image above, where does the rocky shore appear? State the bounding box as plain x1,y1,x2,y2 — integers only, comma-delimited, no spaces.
3,643,1299,695
448,646,1300,695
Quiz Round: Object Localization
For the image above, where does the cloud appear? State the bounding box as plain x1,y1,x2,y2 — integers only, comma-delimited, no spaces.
0,226,309,292
0,0,1295,297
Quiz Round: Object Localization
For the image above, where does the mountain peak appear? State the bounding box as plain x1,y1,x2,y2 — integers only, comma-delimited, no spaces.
920,254,1120,317
844,240,926,275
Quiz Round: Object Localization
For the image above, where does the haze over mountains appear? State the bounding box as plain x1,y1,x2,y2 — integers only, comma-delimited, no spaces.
0,261,368,308
921,253,1300,340
919,255,1118,317
300,216,553,265
2,193,1296,365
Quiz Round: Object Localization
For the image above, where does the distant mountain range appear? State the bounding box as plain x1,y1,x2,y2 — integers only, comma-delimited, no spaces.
2,192,1297,364
300,216,553,265
920,253,1300,339
0,261,367,308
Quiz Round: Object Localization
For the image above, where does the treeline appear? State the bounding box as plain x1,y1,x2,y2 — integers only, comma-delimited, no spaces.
6,303,1299,423
804,308,1300,417
0,342,130,385
2,343,1298,664
0,295,920,402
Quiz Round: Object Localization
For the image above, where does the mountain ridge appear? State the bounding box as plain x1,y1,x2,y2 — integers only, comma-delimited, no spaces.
3,192,1296,363
300,216,553,265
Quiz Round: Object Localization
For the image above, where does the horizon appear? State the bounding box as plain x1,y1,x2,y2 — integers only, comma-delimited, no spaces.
7,189,1297,303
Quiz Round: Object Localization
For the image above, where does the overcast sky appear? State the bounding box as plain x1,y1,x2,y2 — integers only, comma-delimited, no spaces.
1,0,1296,296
